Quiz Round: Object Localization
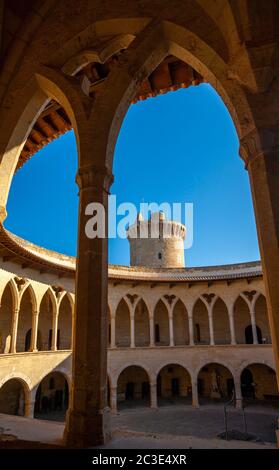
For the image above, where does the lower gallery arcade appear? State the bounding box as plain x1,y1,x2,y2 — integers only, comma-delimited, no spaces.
0,233,277,421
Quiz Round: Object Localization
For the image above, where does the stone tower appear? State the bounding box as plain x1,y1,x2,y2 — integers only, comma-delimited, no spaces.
127,212,186,268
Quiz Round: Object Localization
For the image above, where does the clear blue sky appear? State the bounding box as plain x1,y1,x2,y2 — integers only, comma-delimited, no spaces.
5,84,260,267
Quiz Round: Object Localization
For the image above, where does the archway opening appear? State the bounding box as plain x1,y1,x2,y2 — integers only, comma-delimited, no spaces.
117,365,150,410
34,371,69,421
38,290,55,351
255,295,270,344
241,364,279,406
17,287,34,352
234,296,251,344
173,300,189,345
212,298,230,344
0,378,26,416
245,324,262,344
154,300,169,346
193,299,209,345
115,299,130,347
157,364,192,406
197,363,234,405
0,282,14,353
58,295,72,350
134,299,150,347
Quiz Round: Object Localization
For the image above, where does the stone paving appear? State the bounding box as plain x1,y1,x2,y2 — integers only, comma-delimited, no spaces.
0,404,278,449
113,404,279,444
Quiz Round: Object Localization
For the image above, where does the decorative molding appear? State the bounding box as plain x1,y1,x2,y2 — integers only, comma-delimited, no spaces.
243,290,257,302
202,293,215,304
239,128,276,167
126,293,138,305
164,294,176,306
51,285,64,299
14,277,27,292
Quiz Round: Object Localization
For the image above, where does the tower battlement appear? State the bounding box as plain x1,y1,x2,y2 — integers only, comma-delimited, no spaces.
127,212,186,268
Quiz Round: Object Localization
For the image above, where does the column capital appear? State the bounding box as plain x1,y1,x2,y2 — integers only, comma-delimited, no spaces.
76,164,114,193
239,127,278,169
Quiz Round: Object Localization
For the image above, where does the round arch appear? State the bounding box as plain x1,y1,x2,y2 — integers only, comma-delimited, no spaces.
0,377,29,416
34,370,70,421
116,365,151,410
240,363,278,404
197,362,235,404
156,363,192,406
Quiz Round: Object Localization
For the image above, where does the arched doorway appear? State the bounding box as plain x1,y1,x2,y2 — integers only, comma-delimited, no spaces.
117,365,150,410
157,364,192,406
154,300,169,346
115,299,130,347
34,371,69,421
193,299,210,344
241,364,278,405
197,363,234,405
212,298,230,344
0,282,14,353
58,294,72,350
0,379,26,416
135,299,150,347
173,300,189,345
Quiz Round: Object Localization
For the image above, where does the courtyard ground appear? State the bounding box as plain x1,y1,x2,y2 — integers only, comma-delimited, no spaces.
0,404,278,449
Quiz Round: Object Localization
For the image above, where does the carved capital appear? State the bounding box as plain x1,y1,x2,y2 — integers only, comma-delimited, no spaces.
76,164,114,193
239,128,276,168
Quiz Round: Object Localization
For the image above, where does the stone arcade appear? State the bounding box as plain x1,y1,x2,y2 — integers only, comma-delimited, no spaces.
0,0,278,447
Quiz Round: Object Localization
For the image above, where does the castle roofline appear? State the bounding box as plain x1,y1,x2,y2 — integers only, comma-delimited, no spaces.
0,225,262,282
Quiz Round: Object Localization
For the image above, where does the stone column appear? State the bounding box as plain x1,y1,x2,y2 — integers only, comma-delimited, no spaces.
228,304,236,345
10,307,19,353
191,380,199,408
110,316,116,348
234,378,243,409
149,315,155,346
208,307,215,345
150,383,157,408
130,311,135,348
249,309,258,345
64,164,113,447
188,309,194,345
243,134,279,385
169,313,174,347
30,310,39,351
110,386,117,413
51,310,58,351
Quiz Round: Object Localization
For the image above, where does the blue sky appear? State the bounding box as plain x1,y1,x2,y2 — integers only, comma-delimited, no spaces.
5,83,260,267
